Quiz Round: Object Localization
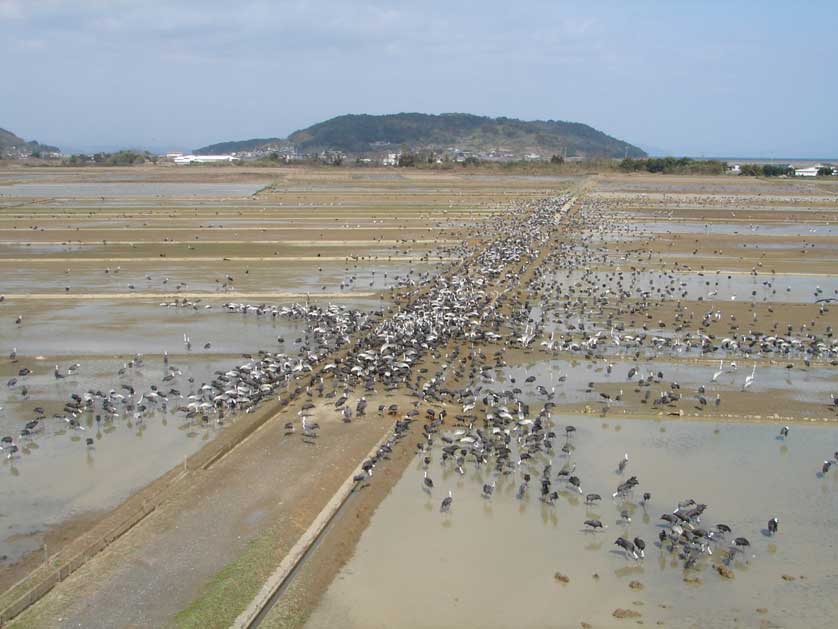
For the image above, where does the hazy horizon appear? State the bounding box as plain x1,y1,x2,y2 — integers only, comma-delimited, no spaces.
2,1,836,157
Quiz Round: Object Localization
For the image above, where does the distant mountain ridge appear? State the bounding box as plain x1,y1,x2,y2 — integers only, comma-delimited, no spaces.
0,127,60,157
195,113,645,158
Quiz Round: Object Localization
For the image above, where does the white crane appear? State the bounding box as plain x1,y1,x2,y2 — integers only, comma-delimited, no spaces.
743,364,756,391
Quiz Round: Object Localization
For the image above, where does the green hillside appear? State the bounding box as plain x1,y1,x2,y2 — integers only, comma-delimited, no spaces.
289,113,645,158
196,113,645,158
0,127,60,157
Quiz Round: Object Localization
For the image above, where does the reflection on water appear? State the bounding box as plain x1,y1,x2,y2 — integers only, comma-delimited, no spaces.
306,417,838,629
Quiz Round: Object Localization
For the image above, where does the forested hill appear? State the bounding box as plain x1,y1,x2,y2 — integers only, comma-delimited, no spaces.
0,127,60,157
196,113,645,158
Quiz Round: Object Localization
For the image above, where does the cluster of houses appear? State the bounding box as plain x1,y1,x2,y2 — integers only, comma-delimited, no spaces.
158,151,836,174
791,163,837,177
1,146,62,160
163,148,558,167
728,162,837,177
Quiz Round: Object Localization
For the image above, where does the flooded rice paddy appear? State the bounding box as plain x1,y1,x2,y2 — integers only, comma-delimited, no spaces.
2,169,838,628
287,174,838,629
0,170,463,569
307,417,838,629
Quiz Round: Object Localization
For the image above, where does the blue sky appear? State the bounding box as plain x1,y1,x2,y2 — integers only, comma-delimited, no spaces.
1,1,836,156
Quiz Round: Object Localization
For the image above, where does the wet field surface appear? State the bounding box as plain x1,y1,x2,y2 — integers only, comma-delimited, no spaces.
0,168,473,570
2,169,838,628
2,296,377,563
306,416,838,629
285,174,838,629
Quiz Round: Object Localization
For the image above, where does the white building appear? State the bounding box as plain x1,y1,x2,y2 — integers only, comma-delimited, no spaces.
173,154,239,165
382,153,399,166
728,163,741,174
794,165,818,177
793,163,837,177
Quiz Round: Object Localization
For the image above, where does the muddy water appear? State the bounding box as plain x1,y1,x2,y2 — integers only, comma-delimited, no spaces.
0,300,319,563
1,299,321,358
0,175,444,570
0,355,234,563
497,358,838,406
0,294,386,564
306,417,838,629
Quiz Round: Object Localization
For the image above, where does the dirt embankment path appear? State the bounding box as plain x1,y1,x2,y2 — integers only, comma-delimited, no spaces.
255,197,586,629
6,390,417,629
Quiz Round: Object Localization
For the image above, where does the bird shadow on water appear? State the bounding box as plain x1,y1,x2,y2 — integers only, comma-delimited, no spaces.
613,564,645,577
540,509,558,527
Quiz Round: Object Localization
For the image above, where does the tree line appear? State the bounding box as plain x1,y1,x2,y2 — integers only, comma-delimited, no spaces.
618,157,727,175
62,150,157,166
738,164,793,177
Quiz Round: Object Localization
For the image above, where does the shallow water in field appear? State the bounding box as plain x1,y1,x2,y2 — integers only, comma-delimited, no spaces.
306,416,838,629
1,299,330,358
0,176,439,570
0,295,381,565
0,354,236,563
494,358,838,407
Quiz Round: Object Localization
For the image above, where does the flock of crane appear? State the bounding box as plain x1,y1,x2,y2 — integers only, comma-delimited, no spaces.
3,190,837,594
